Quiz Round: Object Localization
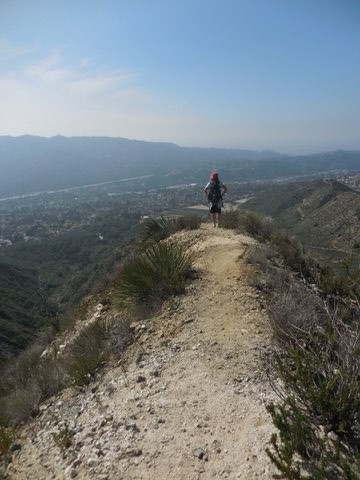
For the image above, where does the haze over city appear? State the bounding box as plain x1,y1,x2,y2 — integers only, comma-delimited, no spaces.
1,0,359,154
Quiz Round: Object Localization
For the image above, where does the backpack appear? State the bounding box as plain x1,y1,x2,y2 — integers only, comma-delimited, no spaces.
207,182,222,204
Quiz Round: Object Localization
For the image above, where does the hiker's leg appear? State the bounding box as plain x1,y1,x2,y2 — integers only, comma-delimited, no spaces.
209,206,216,226
214,207,221,227
212,212,217,226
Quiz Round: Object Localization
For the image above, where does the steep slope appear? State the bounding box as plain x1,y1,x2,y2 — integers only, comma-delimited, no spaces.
6,225,275,479
245,179,360,263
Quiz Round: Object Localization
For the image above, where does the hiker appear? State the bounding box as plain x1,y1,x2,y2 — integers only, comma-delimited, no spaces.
204,171,227,227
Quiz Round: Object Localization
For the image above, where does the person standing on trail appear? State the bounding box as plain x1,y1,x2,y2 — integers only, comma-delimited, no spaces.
204,171,227,227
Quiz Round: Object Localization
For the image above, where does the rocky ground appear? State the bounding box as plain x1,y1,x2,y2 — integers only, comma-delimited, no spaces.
6,224,277,479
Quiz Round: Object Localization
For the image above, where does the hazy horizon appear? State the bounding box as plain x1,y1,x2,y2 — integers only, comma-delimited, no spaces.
1,1,360,154
2,133,360,157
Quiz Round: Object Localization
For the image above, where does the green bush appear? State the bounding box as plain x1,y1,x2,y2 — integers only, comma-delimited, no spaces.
64,319,109,386
267,297,360,478
113,241,192,309
52,421,73,451
0,424,14,457
241,210,360,476
266,399,322,479
140,215,201,247
139,216,176,245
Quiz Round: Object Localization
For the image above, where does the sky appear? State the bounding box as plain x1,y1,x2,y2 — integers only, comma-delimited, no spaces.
0,0,360,154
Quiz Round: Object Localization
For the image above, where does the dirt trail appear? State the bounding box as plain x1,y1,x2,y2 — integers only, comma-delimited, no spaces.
7,224,276,480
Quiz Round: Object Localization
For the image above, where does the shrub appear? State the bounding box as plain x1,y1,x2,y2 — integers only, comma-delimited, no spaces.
1,343,46,394
0,347,67,425
32,354,67,399
0,424,14,456
139,216,176,245
241,211,360,476
174,214,201,231
270,232,310,276
64,319,109,386
221,209,241,229
266,297,360,478
319,257,360,300
108,314,133,355
240,211,274,241
245,243,297,296
268,283,326,348
1,383,42,426
140,215,201,247
52,421,73,451
266,399,322,479
113,241,192,310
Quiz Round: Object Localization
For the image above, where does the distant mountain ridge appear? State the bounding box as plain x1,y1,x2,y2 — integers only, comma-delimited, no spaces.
1,135,360,197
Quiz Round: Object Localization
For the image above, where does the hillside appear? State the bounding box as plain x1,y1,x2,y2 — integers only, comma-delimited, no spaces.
1,136,360,197
244,179,360,265
5,225,276,480
0,214,140,363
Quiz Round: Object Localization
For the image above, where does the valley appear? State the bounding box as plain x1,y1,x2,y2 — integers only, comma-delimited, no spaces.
0,153,359,363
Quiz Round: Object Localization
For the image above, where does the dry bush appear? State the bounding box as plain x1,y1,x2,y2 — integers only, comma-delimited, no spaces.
174,214,201,231
64,319,109,386
319,258,360,301
245,244,292,294
221,208,241,229
107,314,133,355
1,382,42,426
0,342,46,394
268,283,327,348
269,231,311,277
32,355,67,399
0,350,67,426
239,211,275,241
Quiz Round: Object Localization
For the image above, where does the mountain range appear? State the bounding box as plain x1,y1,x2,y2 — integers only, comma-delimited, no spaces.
1,135,360,197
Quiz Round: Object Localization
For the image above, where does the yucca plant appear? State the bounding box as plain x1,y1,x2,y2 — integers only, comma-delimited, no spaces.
139,216,176,245
113,241,192,309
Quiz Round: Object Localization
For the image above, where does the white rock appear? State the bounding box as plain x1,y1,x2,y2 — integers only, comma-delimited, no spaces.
87,457,99,468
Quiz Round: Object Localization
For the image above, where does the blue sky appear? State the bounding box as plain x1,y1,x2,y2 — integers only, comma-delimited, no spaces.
1,0,359,153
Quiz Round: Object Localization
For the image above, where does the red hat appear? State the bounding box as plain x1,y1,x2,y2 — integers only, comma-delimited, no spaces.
210,171,218,179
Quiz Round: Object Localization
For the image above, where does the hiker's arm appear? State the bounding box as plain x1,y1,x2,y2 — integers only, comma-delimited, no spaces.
222,184,227,195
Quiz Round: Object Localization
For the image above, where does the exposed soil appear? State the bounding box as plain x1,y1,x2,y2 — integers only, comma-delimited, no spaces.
6,224,276,480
